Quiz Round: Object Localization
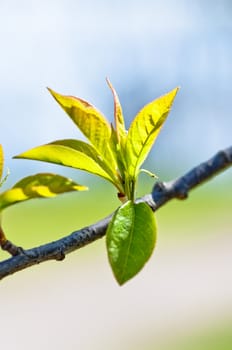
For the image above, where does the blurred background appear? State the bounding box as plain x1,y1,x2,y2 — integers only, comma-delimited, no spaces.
0,0,232,349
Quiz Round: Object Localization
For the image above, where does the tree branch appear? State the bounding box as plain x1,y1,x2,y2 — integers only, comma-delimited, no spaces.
0,146,231,280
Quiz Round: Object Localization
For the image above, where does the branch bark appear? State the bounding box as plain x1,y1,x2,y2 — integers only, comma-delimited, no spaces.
0,146,231,280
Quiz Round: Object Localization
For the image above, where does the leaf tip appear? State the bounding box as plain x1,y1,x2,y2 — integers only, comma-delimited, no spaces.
12,152,26,160
74,184,89,191
172,86,180,97
47,87,57,99
105,77,112,88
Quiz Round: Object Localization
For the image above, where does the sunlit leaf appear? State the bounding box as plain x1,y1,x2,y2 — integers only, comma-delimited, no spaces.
51,139,118,181
106,78,127,144
0,144,3,182
125,87,179,178
15,140,119,185
47,88,116,167
106,80,128,178
0,173,87,212
106,200,157,285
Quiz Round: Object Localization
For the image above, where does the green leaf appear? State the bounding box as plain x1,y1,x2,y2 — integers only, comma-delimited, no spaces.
125,87,179,178
47,88,116,168
106,200,157,285
0,144,3,183
15,139,121,186
0,173,87,212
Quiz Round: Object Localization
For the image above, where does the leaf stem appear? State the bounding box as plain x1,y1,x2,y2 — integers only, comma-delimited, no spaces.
0,224,7,246
0,220,24,256
125,176,136,202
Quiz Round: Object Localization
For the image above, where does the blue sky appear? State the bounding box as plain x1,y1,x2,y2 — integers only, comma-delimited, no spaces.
1,0,232,182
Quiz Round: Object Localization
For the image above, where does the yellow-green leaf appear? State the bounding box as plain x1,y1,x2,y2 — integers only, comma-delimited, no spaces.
0,173,87,212
109,125,127,180
106,78,127,144
0,144,3,182
47,88,116,168
15,140,118,184
125,87,179,177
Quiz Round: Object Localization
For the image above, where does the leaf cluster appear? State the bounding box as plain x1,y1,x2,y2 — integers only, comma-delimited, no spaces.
0,81,178,284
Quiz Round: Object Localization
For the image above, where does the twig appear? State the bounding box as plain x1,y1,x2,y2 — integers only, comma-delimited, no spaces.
0,146,231,280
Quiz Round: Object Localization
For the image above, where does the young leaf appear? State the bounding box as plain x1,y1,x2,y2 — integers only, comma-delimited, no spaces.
106,78,127,144
106,80,128,182
125,87,179,178
109,125,127,184
106,200,157,285
0,144,3,183
0,173,87,212
47,88,116,167
15,139,122,187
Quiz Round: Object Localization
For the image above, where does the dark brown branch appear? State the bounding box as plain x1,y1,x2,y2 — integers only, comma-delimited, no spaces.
0,146,231,280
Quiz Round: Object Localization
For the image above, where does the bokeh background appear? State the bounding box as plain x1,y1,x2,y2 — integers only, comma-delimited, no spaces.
0,0,232,349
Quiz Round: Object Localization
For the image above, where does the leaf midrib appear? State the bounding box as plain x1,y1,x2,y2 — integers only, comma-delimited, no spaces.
120,202,135,283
